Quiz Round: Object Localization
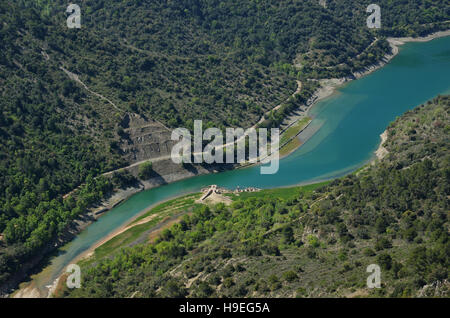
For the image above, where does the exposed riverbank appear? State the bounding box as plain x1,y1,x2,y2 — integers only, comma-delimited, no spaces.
285,29,450,159
375,131,389,160
354,30,450,79
304,30,450,111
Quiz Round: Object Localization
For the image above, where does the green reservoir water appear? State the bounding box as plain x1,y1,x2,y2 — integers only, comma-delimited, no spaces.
33,36,450,293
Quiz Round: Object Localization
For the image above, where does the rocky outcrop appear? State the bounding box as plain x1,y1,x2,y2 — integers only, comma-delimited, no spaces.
119,113,176,163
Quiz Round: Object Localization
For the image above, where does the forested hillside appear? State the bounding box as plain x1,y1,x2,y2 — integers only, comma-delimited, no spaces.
64,96,449,298
1,0,449,292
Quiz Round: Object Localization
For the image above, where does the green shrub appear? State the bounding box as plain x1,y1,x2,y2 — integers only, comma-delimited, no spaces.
363,248,376,257
223,278,234,288
375,238,392,251
282,270,298,282
138,161,153,180
377,253,393,270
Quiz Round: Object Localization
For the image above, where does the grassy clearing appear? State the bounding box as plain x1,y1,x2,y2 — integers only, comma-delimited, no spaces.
80,194,202,265
81,183,329,266
226,181,330,201
130,193,201,225
279,117,311,157
85,217,165,264
279,138,302,157
280,117,311,144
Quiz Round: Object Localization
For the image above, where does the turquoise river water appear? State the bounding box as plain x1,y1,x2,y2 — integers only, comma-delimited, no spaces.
30,36,450,294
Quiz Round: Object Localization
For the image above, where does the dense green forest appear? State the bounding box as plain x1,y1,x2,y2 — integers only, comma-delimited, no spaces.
0,0,449,291
63,96,449,298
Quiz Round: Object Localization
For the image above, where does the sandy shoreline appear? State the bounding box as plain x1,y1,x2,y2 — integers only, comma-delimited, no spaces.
12,29,450,299
72,202,166,264
389,30,450,44
375,130,389,160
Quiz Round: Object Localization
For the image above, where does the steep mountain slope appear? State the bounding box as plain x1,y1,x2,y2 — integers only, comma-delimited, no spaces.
0,0,449,292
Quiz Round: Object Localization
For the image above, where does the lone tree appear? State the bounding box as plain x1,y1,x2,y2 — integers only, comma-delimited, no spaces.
138,161,153,180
